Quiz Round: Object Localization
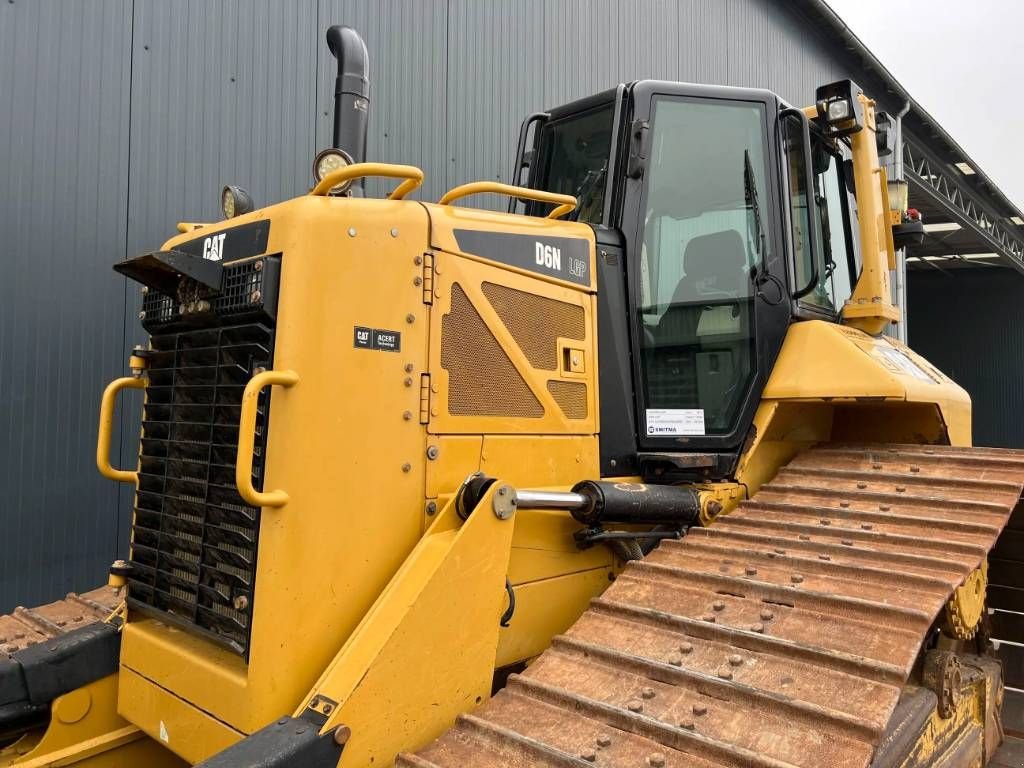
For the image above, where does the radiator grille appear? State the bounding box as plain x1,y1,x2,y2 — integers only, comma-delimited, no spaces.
481,282,585,370
128,322,274,655
442,283,543,418
547,380,588,419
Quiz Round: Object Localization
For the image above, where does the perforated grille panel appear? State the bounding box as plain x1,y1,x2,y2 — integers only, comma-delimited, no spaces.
442,283,543,417
547,380,588,419
128,322,273,655
481,282,585,370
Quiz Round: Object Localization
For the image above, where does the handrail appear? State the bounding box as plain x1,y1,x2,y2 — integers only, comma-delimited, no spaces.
97,377,147,483
236,369,299,508
310,162,424,199
438,181,577,220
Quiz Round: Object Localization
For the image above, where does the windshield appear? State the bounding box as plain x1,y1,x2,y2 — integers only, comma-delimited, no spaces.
637,97,768,439
531,104,614,223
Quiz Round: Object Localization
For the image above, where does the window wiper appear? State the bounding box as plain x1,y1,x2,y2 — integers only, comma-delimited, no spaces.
744,151,766,260
569,162,607,222
744,151,782,303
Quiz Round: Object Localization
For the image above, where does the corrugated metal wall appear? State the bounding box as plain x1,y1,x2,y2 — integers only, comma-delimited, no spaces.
908,269,1024,449
0,0,886,611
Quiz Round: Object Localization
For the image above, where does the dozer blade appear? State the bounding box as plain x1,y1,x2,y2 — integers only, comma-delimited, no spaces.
402,444,1024,768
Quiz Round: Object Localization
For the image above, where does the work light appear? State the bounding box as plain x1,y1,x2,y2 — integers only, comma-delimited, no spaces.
313,148,355,195
221,185,254,219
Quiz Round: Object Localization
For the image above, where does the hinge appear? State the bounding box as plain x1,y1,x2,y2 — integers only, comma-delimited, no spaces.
422,252,434,305
419,373,431,424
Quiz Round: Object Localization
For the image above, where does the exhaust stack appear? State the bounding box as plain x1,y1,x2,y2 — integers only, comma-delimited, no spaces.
326,25,369,195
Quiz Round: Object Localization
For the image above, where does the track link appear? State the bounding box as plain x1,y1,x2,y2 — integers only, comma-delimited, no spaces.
402,444,1024,768
0,586,123,657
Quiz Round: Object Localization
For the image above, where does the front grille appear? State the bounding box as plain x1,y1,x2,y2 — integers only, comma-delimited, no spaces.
127,322,274,655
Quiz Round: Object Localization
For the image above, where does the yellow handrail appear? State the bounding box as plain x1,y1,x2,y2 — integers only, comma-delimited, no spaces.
236,369,299,508
437,181,577,220
97,377,147,483
310,162,424,200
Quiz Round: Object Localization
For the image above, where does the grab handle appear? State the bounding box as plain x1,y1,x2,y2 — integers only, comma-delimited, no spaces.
97,377,147,483
438,182,577,219
236,369,299,508
310,162,424,200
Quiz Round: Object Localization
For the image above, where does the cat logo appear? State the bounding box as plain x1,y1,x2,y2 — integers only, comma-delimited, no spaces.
535,242,562,271
202,233,227,261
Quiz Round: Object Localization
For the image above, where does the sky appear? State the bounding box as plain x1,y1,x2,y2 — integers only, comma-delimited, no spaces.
825,0,1024,211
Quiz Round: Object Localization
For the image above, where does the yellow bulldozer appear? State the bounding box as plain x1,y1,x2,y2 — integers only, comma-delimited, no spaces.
1,24,1021,768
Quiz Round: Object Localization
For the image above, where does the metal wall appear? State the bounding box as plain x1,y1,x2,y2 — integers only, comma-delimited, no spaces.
908,269,1024,449
0,0,865,611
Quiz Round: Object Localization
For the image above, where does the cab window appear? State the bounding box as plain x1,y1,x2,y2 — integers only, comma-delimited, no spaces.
529,104,614,223
637,97,768,438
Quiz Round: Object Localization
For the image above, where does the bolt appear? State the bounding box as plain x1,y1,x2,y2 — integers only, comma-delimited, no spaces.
426,445,439,460
641,687,656,700
728,654,743,666
705,500,723,516
333,724,352,746
712,600,726,612
667,655,682,666
627,700,643,713
910,466,920,473
820,518,831,526
322,703,333,714
745,566,758,576
390,228,399,237
413,275,423,286
760,608,774,621
278,718,288,725
406,313,415,324
580,749,596,762
818,553,831,561
254,366,266,375
692,703,707,716
839,501,850,508
679,642,694,654
703,614,716,623
678,718,694,730
648,754,665,768
403,410,413,421
233,595,249,611
896,486,906,493
718,668,733,680
773,548,785,555
414,255,423,265
401,463,412,473
426,501,437,516
141,286,149,294
750,622,765,633
842,539,853,546
404,376,413,387
856,482,867,489
861,523,873,530
498,486,508,496
880,504,891,512
798,534,810,541
596,734,612,748
791,573,804,584
347,227,357,237
872,463,882,469
254,260,263,271
138,310,146,320
250,290,262,303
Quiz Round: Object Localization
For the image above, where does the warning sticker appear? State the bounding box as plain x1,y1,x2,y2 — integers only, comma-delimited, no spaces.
645,409,706,437
872,345,937,383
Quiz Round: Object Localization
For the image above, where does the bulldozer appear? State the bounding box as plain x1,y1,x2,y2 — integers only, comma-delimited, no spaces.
1,23,1022,768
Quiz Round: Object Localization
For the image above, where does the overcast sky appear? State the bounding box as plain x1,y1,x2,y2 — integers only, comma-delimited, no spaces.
826,0,1024,211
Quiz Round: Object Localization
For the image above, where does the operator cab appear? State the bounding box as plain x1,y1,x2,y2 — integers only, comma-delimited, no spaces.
513,80,870,480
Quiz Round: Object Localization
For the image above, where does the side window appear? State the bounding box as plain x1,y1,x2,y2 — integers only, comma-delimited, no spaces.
636,97,768,438
784,116,833,312
814,144,857,308
530,105,614,223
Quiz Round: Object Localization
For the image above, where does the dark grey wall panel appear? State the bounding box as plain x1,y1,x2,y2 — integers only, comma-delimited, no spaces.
0,0,132,610
0,0,914,612
908,269,1024,449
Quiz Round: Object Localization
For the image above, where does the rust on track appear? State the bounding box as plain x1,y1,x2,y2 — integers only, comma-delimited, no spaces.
0,586,123,656
402,444,1024,768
